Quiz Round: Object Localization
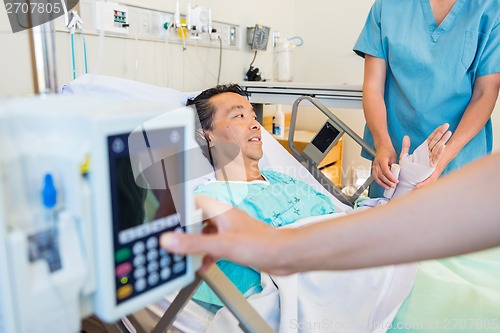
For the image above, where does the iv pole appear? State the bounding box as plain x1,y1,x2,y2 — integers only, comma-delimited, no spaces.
29,20,58,95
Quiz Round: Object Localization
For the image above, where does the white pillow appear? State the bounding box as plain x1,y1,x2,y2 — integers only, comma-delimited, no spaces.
61,74,198,106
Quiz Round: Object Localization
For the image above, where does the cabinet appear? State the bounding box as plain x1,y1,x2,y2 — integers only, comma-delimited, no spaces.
262,114,343,187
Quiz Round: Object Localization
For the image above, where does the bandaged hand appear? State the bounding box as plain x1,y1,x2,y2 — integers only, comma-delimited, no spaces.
384,124,452,199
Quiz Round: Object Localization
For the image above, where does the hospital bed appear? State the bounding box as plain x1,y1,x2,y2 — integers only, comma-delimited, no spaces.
61,75,411,333
62,75,500,333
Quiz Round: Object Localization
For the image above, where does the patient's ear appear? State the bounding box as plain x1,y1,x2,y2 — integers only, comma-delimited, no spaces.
203,130,215,148
195,128,212,148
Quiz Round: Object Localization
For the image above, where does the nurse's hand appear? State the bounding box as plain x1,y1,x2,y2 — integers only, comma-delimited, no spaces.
160,195,288,274
426,123,452,168
372,145,399,190
416,124,452,188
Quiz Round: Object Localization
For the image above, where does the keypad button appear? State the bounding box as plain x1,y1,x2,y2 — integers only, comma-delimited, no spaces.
115,262,132,277
173,253,184,262
148,272,160,286
147,261,159,273
159,248,168,257
118,230,135,244
160,256,171,268
147,249,159,262
135,278,147,292
173,261,186,274
151,220,163,233
117,284,133,300
133,254,146,267
136,225,148,239
132,241,145,255
134,266,146,279
146,236,158,249
160,267,172,280
115,248,131,263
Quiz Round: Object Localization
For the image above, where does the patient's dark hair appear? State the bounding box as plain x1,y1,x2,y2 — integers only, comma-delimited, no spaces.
186,84,248,166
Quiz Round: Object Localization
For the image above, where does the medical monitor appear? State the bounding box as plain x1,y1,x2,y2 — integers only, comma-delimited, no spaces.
0,95,199,331
108,128,187,305
302,120,344,165
91,105,198,322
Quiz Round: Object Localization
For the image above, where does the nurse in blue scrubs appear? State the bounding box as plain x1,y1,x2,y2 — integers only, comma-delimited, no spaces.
353,0,500,198
353,2,500,331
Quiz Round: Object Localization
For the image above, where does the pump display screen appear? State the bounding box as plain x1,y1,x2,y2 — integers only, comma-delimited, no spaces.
107,128,187,304
311,122,341,154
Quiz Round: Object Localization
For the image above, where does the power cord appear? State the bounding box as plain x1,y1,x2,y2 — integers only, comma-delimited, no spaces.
217,34,222,85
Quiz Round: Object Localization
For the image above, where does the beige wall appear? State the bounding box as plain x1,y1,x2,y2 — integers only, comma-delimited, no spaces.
289,0,374,180
0,0,295,95
1,0,498,169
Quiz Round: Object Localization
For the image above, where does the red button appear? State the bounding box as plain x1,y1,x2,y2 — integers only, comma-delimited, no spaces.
115,262,132,277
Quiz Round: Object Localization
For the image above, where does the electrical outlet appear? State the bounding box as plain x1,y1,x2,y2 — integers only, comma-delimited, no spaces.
139,11,150,36
229,26,237,47
210,22,240,48
212,22,229,45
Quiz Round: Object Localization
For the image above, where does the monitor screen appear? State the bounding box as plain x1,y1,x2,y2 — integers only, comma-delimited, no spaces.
107,128,187,304
311,122,341,154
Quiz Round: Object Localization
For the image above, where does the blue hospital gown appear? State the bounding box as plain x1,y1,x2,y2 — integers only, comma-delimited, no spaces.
353,0,499,180
192,170,336,308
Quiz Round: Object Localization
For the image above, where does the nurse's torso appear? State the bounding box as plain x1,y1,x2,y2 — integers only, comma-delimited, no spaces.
367,0,497,173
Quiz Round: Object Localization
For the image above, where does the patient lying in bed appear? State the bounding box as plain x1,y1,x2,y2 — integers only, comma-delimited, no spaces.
187,84,451,311
61,75,500,332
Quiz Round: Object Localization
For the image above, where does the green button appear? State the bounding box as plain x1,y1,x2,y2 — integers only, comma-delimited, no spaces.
115,248,131,263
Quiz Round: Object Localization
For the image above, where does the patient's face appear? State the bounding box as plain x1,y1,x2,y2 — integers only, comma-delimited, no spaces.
207,92,263,164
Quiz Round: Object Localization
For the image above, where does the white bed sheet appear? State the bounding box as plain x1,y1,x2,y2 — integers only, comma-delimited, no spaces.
63,75,414,333
150,213,417,333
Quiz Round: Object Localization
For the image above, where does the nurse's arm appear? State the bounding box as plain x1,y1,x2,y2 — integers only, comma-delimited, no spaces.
418,72,500,187
161,153,500,275
281,152,500,273
362,55,399,189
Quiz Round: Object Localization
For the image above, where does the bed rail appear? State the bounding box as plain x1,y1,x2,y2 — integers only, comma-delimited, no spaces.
288,96,376,206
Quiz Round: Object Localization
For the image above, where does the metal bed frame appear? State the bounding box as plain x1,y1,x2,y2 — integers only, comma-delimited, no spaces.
288,96,376,206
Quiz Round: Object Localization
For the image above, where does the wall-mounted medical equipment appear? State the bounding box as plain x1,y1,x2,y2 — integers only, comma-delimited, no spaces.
274,36,303,82
247,24,270,51
289,96,376,206
0,95,200,332
57,0,241,49
95,1,129,35
244,24,270,82
186,3,212,34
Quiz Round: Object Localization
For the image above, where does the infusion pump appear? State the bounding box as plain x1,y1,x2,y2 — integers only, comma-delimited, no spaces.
0,95,200,333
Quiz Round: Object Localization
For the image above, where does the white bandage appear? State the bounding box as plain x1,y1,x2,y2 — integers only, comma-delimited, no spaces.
384,141,435,199
383,164,401,199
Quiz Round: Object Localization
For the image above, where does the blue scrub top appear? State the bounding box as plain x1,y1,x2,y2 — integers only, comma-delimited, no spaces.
354,0,500,174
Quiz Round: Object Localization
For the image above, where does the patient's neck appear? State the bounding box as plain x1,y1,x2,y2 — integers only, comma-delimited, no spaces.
214,159,263,182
